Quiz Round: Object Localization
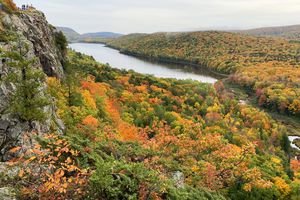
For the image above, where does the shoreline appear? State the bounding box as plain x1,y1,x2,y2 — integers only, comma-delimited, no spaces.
69,42,300,153
69,41,229,80
105,44,229,79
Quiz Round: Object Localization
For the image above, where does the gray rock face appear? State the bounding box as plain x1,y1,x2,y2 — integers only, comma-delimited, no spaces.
1,10,64,78
0,120,10,154
0,117,30,161
0,120,9,131
0,9,65,161
173,171,185,188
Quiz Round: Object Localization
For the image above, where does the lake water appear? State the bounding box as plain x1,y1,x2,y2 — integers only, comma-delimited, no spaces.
289,136,300,151
69,43,218,83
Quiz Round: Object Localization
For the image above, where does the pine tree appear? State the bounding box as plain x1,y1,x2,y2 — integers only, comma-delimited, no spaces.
5,43,49,126
63,60,83,107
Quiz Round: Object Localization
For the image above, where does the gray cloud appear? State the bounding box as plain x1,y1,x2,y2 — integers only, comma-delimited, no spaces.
14,0,300,34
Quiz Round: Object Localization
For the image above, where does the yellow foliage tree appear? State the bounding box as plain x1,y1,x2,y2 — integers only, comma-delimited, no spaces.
273,177,291,198
81,90,96,109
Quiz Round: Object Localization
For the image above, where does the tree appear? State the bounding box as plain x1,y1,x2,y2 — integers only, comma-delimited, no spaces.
5,44,49,127
12,134,88,199
54,31,68,56
63,60,83,108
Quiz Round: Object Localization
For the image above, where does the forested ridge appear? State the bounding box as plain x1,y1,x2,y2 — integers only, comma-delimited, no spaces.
3,48,300,199
108,32,300,117
108,32,300,74
238,24,300,41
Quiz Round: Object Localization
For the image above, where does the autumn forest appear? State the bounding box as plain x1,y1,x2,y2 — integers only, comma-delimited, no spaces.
0,0,300,199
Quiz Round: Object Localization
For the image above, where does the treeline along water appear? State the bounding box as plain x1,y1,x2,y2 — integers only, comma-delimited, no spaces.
69,43,219,83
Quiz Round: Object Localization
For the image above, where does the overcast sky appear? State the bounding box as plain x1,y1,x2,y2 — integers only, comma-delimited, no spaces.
14,0,300,34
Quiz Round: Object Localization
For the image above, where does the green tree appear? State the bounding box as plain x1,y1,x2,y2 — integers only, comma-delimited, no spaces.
5,45,49,127
54,31,68,54
63,61,82,107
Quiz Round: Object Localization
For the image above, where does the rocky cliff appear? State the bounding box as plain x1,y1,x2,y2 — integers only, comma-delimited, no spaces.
0,9,65,162
1,10,65,77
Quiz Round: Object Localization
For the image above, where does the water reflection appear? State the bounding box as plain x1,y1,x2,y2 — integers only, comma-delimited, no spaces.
69,43,218,83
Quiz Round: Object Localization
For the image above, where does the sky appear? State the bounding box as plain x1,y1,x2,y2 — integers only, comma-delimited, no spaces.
14,0,300,34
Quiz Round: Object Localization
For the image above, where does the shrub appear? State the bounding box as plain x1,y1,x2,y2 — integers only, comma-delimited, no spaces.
1,0,17,12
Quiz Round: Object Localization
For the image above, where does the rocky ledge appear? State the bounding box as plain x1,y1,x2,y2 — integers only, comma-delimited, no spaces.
0,9,65,160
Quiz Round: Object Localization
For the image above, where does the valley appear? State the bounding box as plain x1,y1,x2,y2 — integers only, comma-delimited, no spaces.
0,0,300,199
70,39,300,159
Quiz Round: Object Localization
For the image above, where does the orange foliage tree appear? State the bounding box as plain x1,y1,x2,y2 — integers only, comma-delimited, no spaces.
9,134,89,199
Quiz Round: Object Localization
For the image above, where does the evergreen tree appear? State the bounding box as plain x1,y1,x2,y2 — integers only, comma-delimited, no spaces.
54,30,68,56
63,61,83,107
5,43,49,126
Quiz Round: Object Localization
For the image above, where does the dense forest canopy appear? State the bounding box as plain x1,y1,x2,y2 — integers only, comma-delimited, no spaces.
0,1,300,199
108,31,300,116
2,49,298,199
108,31,300,74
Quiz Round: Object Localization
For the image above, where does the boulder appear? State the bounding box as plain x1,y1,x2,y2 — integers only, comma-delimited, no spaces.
173,171,185,188
0,120,9,131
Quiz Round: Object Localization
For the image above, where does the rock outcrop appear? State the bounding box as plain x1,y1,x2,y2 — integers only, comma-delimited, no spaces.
0,9,65,161
1,10,64,78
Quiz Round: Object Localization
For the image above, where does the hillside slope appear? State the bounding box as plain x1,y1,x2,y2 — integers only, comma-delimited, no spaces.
0,1,300,199
39,49,300,199
108,31,300,74
108,31,300,117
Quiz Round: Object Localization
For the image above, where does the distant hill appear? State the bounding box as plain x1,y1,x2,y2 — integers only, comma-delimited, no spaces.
238,24,300,41
105,33,148,47
80,32,123,39
56,27,80,42
56,27,124,43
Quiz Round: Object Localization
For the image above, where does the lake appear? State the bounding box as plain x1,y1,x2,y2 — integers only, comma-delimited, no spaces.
69,43,218,83
289,136,300,151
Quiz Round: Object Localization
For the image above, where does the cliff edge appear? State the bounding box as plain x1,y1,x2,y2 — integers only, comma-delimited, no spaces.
0,7,65,162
